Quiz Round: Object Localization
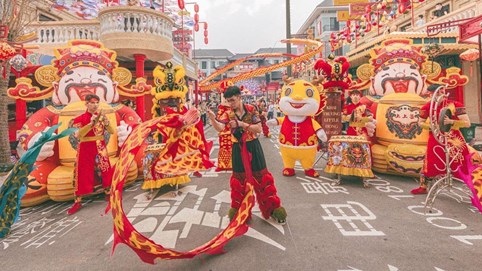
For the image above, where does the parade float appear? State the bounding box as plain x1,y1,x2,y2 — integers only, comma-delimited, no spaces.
351,39,469,177
7,39,151,206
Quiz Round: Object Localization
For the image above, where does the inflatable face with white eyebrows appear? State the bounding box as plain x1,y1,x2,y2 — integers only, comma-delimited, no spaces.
52,66,119,105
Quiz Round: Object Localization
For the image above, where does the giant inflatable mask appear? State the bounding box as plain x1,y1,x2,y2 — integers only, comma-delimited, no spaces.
366,40,429,97
352,39,468,176
53,67,119,104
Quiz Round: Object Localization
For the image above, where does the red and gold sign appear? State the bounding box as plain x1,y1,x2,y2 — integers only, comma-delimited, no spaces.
319,91,343,140
337,10,359,22
334,0,368,6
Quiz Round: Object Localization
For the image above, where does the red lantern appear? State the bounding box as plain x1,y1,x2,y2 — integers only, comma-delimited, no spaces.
194,13,199,23
203,22,208,29
178,0,185,9
204,37,208,44
194,3,199,13
0,41,16,78
194,23,199,32
460,49,480,76
0,41,16,61
204,30,208,37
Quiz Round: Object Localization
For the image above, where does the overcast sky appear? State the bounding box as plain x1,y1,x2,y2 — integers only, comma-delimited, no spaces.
192,0,320,54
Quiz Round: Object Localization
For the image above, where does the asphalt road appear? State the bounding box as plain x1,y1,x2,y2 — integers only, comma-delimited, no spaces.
1,126,481,271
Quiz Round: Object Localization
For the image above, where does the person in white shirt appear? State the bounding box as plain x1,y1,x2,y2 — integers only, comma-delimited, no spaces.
415,15,425,27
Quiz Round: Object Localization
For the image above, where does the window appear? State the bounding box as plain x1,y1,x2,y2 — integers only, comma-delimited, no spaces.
400,23,411,32
201,61,207,69
211,61,216,68
39,14,56,22
322,17,340,32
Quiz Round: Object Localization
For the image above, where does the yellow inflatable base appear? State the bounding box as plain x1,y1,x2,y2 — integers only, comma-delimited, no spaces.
21,157,138,206
371,144,424,177
20,194,51,207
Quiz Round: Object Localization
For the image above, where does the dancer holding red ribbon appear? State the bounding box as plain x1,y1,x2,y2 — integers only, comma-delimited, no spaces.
210,86,287,224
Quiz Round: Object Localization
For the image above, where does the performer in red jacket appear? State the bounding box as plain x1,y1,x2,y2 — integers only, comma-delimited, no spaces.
67,94,115,214
342,89,374,139
411,84,471,194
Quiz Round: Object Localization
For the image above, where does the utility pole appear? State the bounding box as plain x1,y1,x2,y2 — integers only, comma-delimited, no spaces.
286,0,292,77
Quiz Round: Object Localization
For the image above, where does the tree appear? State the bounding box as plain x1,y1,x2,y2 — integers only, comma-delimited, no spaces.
0,0,40,166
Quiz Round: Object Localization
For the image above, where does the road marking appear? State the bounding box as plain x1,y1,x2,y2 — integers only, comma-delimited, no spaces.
450,235,482,245
338,266,362,271
388,195,414,200
321,201,385,236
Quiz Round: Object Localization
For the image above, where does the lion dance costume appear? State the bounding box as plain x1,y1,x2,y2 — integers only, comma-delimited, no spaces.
142,62,213,191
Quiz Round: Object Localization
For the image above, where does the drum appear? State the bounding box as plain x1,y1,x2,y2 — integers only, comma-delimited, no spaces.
324,135,374,178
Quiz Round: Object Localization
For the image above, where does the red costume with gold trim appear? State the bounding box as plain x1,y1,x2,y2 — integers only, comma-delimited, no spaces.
278,117,321,147
342,102,372,138
215,105,232,171
420,100,469,178
142,62,213,190
71,111,115,196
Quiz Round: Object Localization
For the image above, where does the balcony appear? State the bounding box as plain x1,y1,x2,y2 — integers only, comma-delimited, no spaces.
98,6,174,62
25,6,202,78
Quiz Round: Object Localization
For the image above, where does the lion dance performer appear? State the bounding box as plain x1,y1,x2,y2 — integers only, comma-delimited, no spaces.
342,89,376,139
212,86,287,224
412,84,471,194
67,94,115,214
142,62,213,197
257,98,271,138
7,40,143,206
208,81,233,172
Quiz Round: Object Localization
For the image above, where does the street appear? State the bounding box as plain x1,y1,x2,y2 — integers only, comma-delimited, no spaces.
1,126,481,271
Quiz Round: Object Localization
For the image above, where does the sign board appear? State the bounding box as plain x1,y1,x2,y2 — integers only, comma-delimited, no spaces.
349,3,373,16
459,14,482,42
317,90,343,140
337,10,360,22
334,0,368,6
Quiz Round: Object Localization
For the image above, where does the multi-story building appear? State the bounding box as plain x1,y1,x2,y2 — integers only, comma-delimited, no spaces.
296,0,349,58
193,47,288,102
192,49,234,80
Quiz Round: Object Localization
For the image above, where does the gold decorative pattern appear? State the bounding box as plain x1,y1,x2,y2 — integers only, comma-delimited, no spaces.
356,64,374,81
35,66,59,87
420,61,442,79
113,67,133,86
